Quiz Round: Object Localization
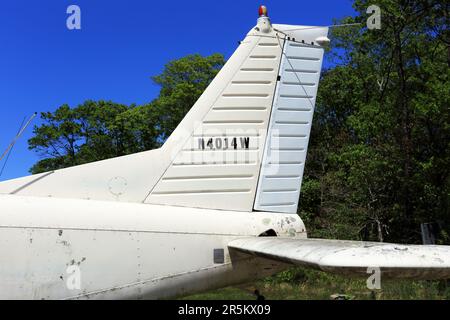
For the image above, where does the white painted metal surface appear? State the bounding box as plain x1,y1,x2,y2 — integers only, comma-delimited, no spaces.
254,26,328,214
229,238,450,279
0,149,166,203
0,194,304,299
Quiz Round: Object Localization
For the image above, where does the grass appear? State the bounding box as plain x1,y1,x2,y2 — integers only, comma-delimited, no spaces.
183,268,450,300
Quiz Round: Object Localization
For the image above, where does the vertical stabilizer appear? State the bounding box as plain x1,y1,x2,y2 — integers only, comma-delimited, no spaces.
145,13,283,211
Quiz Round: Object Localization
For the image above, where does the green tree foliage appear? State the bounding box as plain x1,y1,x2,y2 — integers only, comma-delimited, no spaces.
301,0,449,243
28,54,225,174
151,53,225,140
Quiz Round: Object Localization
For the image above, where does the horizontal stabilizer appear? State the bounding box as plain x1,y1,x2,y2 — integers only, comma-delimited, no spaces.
228,238,450,280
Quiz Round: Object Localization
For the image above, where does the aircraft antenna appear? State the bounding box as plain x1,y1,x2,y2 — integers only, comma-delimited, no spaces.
0,112,38,177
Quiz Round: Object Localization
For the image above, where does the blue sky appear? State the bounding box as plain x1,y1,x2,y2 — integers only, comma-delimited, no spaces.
0,0,355,180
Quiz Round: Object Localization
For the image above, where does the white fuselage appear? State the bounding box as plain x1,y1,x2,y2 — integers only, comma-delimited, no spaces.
0,194,306,299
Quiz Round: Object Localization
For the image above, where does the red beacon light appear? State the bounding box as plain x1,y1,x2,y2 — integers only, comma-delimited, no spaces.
257,5,271,33
259,5,268,17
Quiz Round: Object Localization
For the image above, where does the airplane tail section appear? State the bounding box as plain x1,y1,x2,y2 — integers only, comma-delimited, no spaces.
143,16,283,211
145,20,328,212
0,11,328,214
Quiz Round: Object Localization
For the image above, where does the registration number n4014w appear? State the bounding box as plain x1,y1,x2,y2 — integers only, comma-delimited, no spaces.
198,137,250,150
